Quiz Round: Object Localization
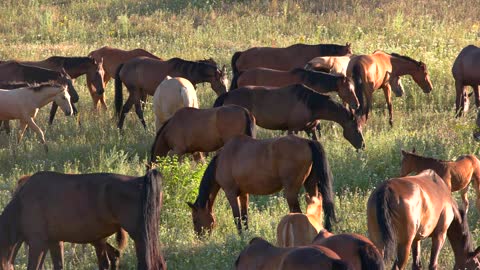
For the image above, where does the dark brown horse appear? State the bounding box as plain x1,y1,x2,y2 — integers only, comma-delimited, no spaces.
150,105,255,163
114,57,228,129
188,134,336,235
230,43,352,90
213,84,365,149
0,170,165,270
367,170,480,270
452,45,480,116
88,46,162,109
235,237,352,270
347,51,433,126
312,230,384,270
236,67,359,109
400,149,480,214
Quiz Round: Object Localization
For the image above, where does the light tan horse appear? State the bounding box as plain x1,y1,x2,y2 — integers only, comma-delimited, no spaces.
0,82,72,152
452,45,480,116
400,149,480,214
276,195,323,247
305,56,352,75
153,76,198,132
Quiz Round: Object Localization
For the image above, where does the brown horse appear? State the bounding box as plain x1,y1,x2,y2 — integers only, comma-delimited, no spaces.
236,67,359,109
367,170,480,270
88,46,162,109
213,84,365,149
230,43,352,90
235,237,352,270
400,149,480,214
0,170,165,270
114,57,228,129
150,105,255,163
347,51,433,126
452,45,480,116
188,134,336,235
312,230,384,270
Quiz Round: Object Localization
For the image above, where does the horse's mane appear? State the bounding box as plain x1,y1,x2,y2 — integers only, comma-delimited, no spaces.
290,84,340,111
403,151,448,163
378,52,423,66
46,56,94,69
168,57,219,78
30,82,63,92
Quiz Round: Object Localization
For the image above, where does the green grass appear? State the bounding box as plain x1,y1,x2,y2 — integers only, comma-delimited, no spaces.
0,0,479,269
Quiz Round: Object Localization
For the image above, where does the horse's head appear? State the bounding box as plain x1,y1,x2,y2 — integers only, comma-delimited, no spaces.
59,69,79,103
210,65,228,96
53,84,73,116
342,112,365,150
411,62,433,93
89,57,106,96
345,42,353,55
305,194,323,219
337,76,359,110
399,149,416,177
187,201,215,237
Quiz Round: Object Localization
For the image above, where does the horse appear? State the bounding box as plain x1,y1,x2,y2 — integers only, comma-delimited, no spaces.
230,43,352,90
400,149,480,214
0,169,165,270
213,84,365,150
0,82,72,152
114,57,228,129
188,134,336,235
150,105,255,164
9,175,125,270
276,195,323,247
347,51,433,126
312,230,384,270
153,76,198,132
367,169,480,270
452,45,480,116
235,67,359,110
305,55,353,75
234,237,352,270
88,46,162,109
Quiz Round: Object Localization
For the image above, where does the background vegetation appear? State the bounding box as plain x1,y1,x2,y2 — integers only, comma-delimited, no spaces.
0,0,479,268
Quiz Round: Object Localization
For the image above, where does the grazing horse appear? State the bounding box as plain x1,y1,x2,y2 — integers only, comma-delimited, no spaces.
452,45,480,116
305,55,353,75
0,82,72,152
400,149,480,214
276,195,323,247
114,57,228,129
88,46,162,108
0,169,165,270
312,230,384,270
230,43,352,90
347,51,433,126
367,170,480,270
213,84,365,150
234,237,352,270
150,105,255,164
153,76,198,132
236,68,359,110
188,135,336,235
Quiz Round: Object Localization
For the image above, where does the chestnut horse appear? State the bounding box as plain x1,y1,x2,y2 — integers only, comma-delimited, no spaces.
0,170,165,270
312,230,384,270
230,43,352,90
452,45,480,116
114,57,228,129
276,195,323,247
213,84,365,150
150,105,255,163
88,46,162,109
367,170,480,270
400,149,480,214
236,68,359,110
188,134,336,235
235,237,352,270
347,51,433,126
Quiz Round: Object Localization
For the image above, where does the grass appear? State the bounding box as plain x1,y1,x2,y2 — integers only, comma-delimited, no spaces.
0,0,479,269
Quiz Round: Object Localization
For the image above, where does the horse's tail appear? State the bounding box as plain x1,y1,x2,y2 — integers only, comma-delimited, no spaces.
115,228,128,251
230,52,242,91
150,118,172,164
243,108,256,138
0,191,22,262
374,184,397,261
358,241,385,270
114,63,125,116
213,92,229,107
352,64,365,115
140,169,166,270
307,140,336,232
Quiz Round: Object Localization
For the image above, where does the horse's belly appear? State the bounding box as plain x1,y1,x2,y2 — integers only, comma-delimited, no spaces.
47,222,118,243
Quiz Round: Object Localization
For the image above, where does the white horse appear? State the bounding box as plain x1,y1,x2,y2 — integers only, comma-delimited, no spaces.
0,82,72,152
153,76,198,132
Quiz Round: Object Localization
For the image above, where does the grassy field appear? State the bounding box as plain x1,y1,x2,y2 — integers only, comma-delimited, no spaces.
0,0,479,269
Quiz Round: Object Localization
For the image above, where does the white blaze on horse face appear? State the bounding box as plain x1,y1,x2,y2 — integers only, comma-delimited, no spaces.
54,87,73,116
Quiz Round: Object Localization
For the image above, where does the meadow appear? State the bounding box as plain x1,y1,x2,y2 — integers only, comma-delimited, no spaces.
0,0,479,269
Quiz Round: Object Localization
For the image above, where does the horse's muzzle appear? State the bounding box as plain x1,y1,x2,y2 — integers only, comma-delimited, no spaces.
65,110,73,116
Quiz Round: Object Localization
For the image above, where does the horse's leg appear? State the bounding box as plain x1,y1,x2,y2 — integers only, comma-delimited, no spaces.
140,93,148,110
382,85,393,126
117,93,136,130
411,239,422,270
455,81,466,116
27,240,48,270
192,152,205,162
134,99,147,130
239,193,249,230
48,103,59,125
105,243,121,270
48,241,64,270
428,232,447,270
93,240,112,270
26,117,48,153
225,192,242,233
17,120,28,143
472,175,480,215
460,185,470,214
473,84,480,108
394,238,413,270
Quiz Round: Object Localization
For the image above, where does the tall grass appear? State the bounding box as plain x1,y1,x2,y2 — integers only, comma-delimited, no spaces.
0,0,479,269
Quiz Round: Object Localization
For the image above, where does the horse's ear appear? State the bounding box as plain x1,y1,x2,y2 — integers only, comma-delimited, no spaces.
221,65,227,74
401,149,406,156
412,147,416,153
187,202,196,210
346,42,351,47
304,193,312,204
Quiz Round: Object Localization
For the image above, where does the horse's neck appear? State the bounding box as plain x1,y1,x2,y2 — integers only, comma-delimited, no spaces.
310,73,337,91
447,218,470,265
390,57,418,77
312,101,347,126
409,155,446,173
32,89,60,108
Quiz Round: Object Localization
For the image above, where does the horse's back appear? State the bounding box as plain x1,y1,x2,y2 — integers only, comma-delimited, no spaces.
452,45,480,83
277,213,320,247
279,245,347,270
